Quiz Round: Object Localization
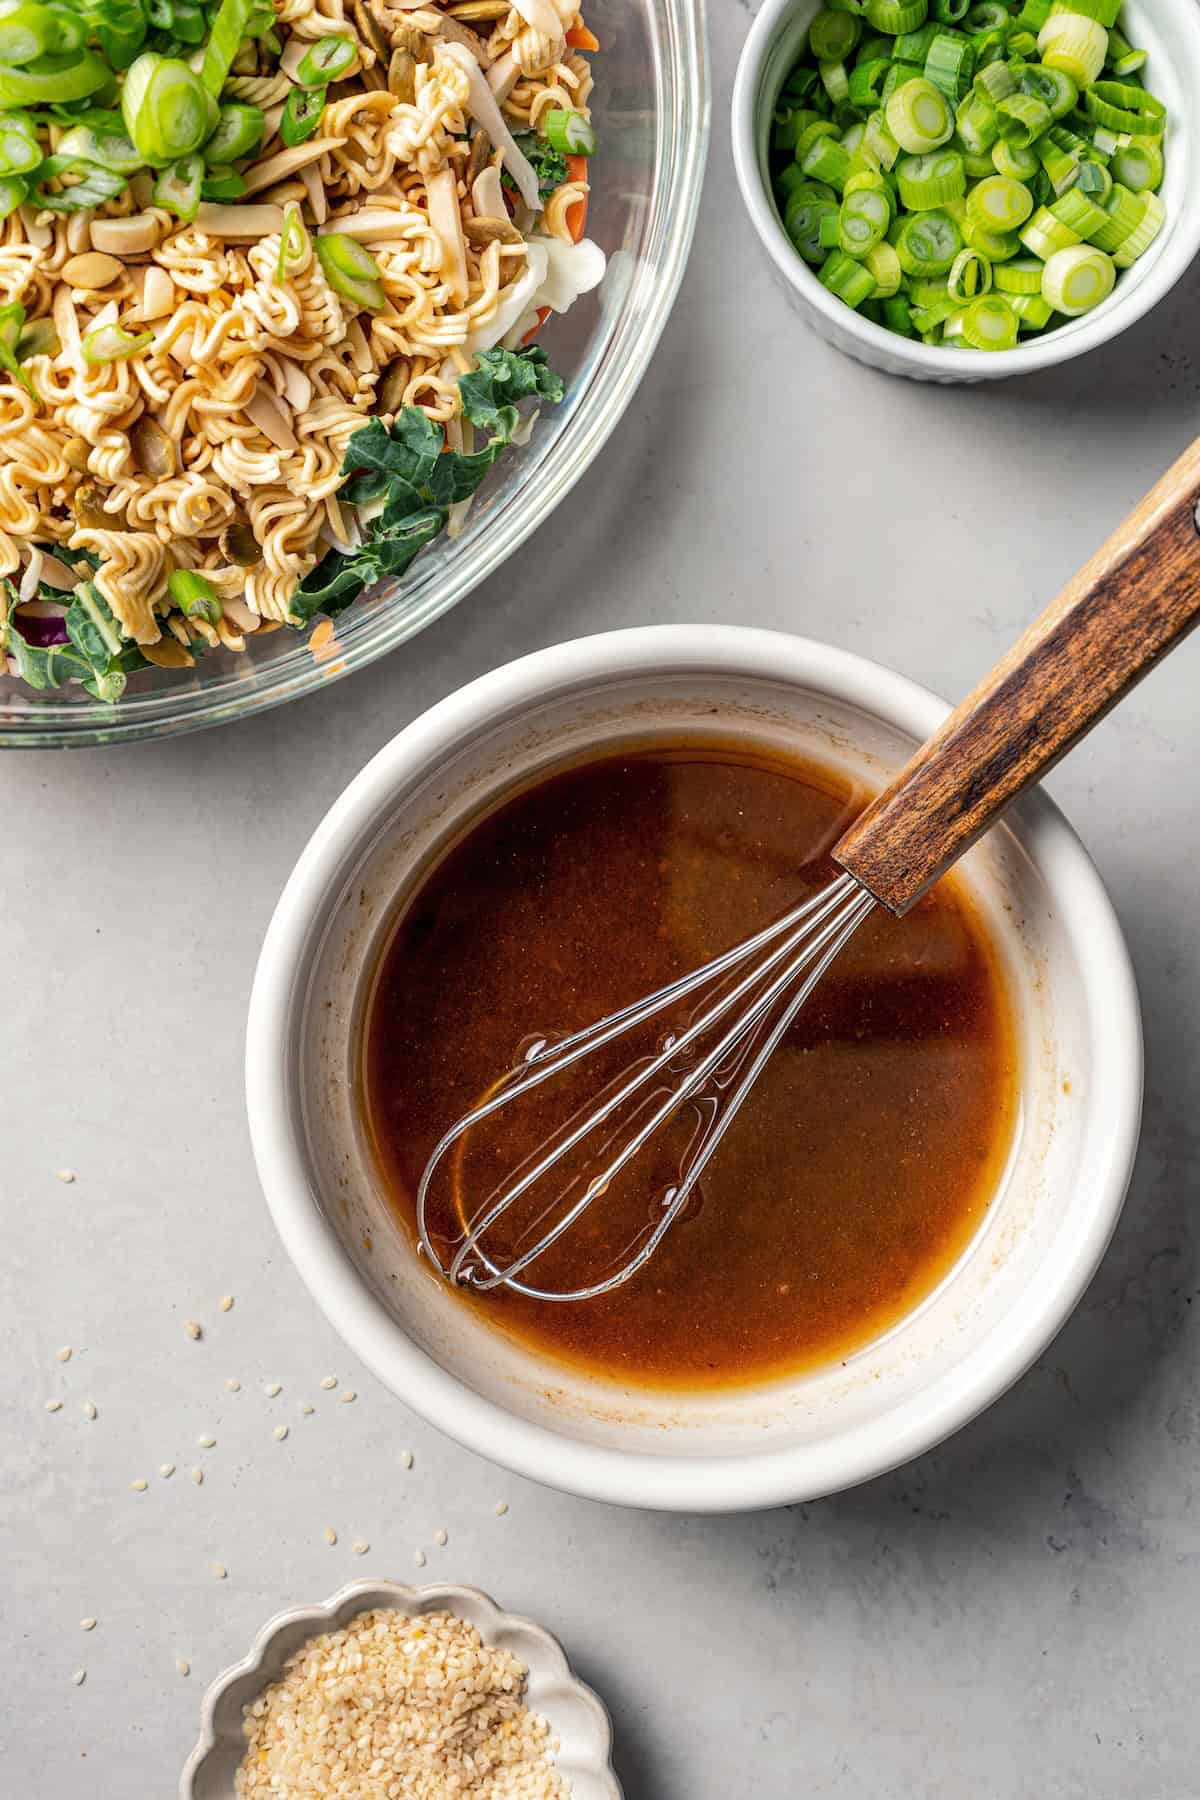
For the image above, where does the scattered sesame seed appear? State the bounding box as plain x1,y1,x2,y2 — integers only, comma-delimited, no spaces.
225,1378,240,1393
197,1434,216,1449
72,1669,86,1686
323,1527,337,1546
413,1549,426,1568
44,1399,62,1414
82,1400,97,1420
219,1295,234,1312
176,1658,190,1678
319,1375,338,1390
400,1450,413,1469
190,1467,203,1486
57,1169,76,1184
352,1540,369,1556
300,1403,314,1416
263,1382,282,1397
273,1424,289,1441
211,1563,227,1580
130,1478,148,1492
80,1618,97,1632
494,1501,509,1516
340,1390,356,1404
433,1527,448,1547
56,1346,72,1363
160,1464,175,1479
184,1320,202,1340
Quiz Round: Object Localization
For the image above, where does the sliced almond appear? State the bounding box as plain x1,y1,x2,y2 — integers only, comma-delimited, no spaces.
62,251,123,289
194,203,286,241
141,637,194,669
89,213,164,257
244,385,298,451
138,266,175,321
450,0,509,18
464,213,523,246
240,139,346,198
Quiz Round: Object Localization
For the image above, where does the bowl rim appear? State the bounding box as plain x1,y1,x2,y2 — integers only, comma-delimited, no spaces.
0,0,711,749
731,0,1200,380
178,1578,622,1799
245,623,1143,1512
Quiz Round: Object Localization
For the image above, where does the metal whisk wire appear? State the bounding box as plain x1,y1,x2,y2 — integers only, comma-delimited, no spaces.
416,871,876,1302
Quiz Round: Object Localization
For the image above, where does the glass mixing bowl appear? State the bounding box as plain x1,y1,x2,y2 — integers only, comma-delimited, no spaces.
0,0,709,748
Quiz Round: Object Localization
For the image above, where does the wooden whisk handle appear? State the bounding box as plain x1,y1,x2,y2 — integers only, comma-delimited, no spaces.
834,434,1200,915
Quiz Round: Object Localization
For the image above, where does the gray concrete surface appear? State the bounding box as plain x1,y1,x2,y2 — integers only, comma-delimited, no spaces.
5,6,1200,1794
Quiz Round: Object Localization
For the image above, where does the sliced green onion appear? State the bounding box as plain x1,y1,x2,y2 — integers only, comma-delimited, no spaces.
785,188,839,260
0,113,39,176
0,50,109,108
897,146,964,207
1036,135,1078,196
1013,0,1051,30
1048,184,1107,237
974,58,1015,103
966,171,1033,230
168,567,221,624
1018,201,1079,257
991,254,1042,293
1110,189,1164,267
863,0,928,32
947,243,991,297
1017,62,1077,119
882,293,915,333
838,181,891,252
92,0,147,69
200,164,246,199
0,172,25,217
543,107,596,156
991,136,1038,180
933,0,969,21
1037,15,1107,87
1105,26,1145,79
881,60,922,101
796,119,839,163
274,198,309,282
801,132,851,188
996,93,1051,147
122,53,212,162
296,33,356,86
955,88,997,152
315,231,385,310
960,292,1017,346
280,85,325,148
1007,28,1038,57
893,204,962,272
817,209,841,250
864,237,903,293
82,322,152,364
863,108,901,167
154,151,202,220
0,3,87,67
200,0,256,97
964,1,1007,29
818,246,877,306
1008,291,1052,327
960,215,1017,257
957,140,994,178
885,76,953,151
1083,180,1142,252
16,313,57,357
203,101,263,164
54,116,143,175
809,8,861,61
1089,125,1130,159
28,154,126,210
924,28,975,102
847,56,890,106
1075,156,1112,203
1110,138,1162,195
1047,0,1118,25
1084,80,1165,139
895,23,938,61
1040,241,1114,310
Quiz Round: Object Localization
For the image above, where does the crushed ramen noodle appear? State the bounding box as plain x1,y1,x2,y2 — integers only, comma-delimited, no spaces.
0,0,603,700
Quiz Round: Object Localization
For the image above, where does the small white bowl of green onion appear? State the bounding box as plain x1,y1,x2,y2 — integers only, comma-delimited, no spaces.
732,0,1200,379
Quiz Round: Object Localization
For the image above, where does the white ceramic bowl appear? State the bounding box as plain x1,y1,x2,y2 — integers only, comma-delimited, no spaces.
246,625,1142,1511
179,1580,620,1799
732,0,1200,382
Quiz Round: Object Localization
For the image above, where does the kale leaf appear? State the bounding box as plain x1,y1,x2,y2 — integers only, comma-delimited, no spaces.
509,133,570,195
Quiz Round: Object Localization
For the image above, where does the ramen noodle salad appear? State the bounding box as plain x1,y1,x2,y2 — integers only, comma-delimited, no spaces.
0,0,603,699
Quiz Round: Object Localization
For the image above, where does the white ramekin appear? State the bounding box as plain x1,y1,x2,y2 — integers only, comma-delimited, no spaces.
732,0,1200,382
245,626,1142,1511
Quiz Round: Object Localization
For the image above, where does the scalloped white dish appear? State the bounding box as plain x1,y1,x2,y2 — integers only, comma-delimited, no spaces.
180,1579,622,1800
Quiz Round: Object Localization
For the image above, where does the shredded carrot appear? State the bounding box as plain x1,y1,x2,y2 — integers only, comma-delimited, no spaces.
521,304,551,345
566,23,599,49
565,154,589,241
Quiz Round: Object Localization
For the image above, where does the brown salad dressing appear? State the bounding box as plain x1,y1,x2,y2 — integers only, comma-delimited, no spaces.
362,743,1017,1390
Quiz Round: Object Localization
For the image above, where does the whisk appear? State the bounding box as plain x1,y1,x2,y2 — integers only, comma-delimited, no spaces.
418,436,1200,1302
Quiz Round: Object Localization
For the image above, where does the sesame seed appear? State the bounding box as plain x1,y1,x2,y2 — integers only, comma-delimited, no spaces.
319,1375,337,1390
56,1346,72,1363
225,1378,240,1392
57,1169,76,1184
190,1467,203,1485
160,1464,175,1479
323,1527,337,1546
300,1403,314,1416
82,1401,97,1420
219,1295,234,1312
263,1382,282,1397
80,1618,97,1632
494,1501,509,1516
413,1549,426,1567
130,1478,148,1492
184,1320,202,1340
211,1563,227,1580
340,1390,356,1404
176,1658,190,1678
352,1540,369,1556
72,1669,86,1686
44,1399,62,1414
197,1435,216,1449
273,1424,288,1441
401,1450,413,1469
433,1527,448,1547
